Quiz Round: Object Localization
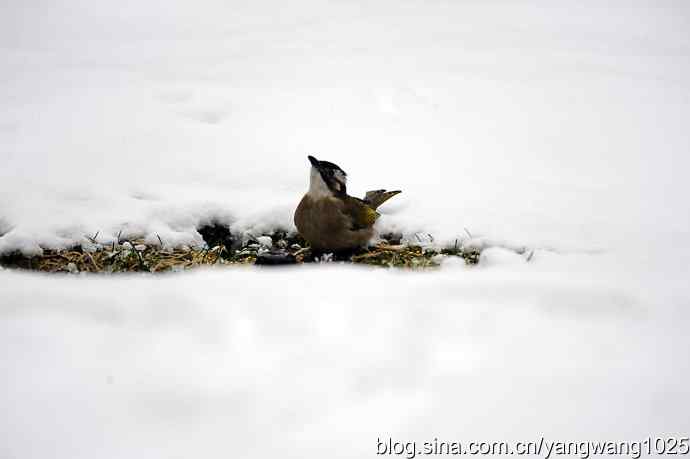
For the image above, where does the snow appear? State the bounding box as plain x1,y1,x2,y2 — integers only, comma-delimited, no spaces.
1,254,689,458
2,0,689,255
2,1,690,457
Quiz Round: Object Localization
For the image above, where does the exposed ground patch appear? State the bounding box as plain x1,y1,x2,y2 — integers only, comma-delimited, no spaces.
0,224,481,273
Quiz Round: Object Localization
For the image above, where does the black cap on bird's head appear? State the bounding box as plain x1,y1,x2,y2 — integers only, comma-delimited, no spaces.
307,155,347,195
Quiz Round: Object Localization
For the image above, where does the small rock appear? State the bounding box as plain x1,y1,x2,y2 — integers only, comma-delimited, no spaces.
255,250,297,266
81,242,102,253
121,241,133,250
66,262,79,273
256,236,272,249
134,244,147,252
290,243,301,250
405,232,434,246
197,223,235,249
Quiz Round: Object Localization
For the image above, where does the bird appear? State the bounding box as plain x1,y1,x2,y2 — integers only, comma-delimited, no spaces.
294,155,401,252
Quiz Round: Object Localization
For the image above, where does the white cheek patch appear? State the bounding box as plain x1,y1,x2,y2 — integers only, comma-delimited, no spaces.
333,169,347,192
308,167,333,198
334,170,347,184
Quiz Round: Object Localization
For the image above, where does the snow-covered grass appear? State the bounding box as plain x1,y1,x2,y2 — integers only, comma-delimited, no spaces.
1,1,690,457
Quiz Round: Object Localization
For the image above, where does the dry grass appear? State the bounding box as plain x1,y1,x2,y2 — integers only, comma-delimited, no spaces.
0,231,481,273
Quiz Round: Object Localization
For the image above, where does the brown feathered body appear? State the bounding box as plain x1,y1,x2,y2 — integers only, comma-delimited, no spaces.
294,195,376,251
294,156,401,251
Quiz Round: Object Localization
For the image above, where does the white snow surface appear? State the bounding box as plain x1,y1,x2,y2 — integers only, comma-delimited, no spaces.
2,1,690,458
2,253,690,459
1,0,689,254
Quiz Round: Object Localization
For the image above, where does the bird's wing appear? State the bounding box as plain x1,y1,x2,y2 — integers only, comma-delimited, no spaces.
340,196,380,230
363,189,402,210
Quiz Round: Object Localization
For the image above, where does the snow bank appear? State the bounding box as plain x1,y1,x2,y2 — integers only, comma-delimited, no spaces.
1,251,689,458
2,1,689,255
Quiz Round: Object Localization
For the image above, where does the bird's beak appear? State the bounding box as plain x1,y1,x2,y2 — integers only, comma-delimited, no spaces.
308,155,319,168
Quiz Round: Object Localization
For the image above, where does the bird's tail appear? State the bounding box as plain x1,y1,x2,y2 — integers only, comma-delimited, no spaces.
363,189,402,210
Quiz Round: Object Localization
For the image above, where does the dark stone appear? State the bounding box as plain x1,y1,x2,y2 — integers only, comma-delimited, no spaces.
380,232,403,245
309,247,363,262
197,222,236,250
255,250,297,266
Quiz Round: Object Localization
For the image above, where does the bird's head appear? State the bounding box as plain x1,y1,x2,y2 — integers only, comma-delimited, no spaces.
307,155,347,197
